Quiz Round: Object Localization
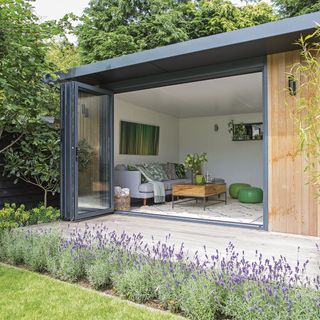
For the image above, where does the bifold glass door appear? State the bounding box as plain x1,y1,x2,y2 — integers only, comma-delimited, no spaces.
61,82,114,220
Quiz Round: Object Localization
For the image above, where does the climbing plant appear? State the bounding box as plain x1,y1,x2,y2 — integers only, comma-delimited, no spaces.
289,28,320,195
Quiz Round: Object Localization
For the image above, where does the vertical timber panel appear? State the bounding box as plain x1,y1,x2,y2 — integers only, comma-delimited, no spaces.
268,50,320,236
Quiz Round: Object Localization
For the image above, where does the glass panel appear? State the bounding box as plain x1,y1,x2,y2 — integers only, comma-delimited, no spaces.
77,91,110,215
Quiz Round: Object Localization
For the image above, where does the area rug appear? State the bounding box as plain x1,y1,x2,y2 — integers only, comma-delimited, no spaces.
131,197,263,225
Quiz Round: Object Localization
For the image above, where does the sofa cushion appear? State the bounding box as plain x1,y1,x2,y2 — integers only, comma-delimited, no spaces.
138,178,191,193
175,163,186,178
136,163,168,181
115,164,127,171
163,162,178,180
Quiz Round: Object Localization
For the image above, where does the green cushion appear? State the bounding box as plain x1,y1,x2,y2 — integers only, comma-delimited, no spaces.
238,187,263,204
229,183,251,199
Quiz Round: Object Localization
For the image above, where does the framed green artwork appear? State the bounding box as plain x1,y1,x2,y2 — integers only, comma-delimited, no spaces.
120,121,160,155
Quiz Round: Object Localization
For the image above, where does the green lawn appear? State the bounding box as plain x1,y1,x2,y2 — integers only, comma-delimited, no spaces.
0,264,184,320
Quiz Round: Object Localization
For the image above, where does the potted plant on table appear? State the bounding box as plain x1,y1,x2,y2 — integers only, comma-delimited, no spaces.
183,153,208,184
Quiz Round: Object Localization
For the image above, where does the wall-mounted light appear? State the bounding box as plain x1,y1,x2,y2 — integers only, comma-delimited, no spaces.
288,75,296,96
81,104,89,117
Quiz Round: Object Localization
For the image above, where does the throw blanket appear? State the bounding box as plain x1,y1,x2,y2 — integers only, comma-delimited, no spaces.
135,164,166,204
148,181,165,204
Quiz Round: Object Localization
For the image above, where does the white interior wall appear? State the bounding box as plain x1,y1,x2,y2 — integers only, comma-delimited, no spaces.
179,113,263,188
114,96,179,165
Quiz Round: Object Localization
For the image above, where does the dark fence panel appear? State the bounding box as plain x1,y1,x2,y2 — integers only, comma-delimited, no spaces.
0,170,59,209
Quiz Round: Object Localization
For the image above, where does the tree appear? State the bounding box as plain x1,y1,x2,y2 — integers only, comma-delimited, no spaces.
189,0,275,39
46,40,81,72
4,123,60,208
77,0,276,63
0,0,60,154
272,0,320,17
288,29,320,195
0,1,79,208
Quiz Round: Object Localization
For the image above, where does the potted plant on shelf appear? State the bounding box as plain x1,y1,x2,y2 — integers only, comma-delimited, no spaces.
228,120,247,141
183,153,208,184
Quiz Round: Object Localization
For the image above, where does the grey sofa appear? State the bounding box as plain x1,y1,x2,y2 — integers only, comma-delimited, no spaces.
114,170,191,205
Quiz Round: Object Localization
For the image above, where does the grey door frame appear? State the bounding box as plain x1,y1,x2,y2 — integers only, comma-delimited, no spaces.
61,56,268,230
61,81,114,221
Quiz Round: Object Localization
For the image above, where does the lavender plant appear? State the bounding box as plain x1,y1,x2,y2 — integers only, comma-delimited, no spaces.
113,264,157,303
0,225,319,320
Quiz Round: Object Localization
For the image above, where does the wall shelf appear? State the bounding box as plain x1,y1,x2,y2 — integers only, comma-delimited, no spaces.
231,122,263,141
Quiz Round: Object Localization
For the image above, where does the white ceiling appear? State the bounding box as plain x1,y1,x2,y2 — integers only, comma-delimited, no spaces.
116,72,262,118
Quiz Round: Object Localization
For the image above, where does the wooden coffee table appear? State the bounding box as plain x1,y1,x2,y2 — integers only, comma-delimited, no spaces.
172,183,227,211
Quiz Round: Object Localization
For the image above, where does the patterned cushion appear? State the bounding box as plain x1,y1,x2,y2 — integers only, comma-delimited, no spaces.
135,164,153,182
164,162,178,180
175,163,186,179
144,163,169,181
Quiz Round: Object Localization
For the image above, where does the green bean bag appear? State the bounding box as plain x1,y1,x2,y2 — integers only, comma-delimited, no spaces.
238,187,263,204
229,183,251,199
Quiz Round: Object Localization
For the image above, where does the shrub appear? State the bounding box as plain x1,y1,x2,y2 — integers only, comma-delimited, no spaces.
223,281,320,320
113,264,157,303
47,243,87,282
28,205,60,225
0,203,29,229
0,203,60,230
156,260,189,312
0,228,61,271
0,228,26,264
86,261,113,289
23,230,61,272
179,275,218,320
0,226,319,320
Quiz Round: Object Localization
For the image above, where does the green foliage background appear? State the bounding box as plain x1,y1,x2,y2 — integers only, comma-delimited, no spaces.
272,0,320,17
76,0,276,63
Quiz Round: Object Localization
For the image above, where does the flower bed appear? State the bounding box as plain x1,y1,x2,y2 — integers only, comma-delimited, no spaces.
0,225,319,320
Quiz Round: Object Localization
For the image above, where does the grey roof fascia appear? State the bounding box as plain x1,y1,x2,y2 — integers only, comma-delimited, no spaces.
60,12,320,82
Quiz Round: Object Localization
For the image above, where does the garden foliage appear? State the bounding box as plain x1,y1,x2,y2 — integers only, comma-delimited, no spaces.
0,203,60,229
272,0,320,17
0,225,319,320
288,28,320,196
76,0,275,63
3,123,60,207
0,0,60,153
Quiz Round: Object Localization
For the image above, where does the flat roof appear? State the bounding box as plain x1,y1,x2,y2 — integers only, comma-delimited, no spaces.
60,11,320,87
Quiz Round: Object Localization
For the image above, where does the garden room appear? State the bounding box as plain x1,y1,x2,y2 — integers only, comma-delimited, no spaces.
113,71,265,227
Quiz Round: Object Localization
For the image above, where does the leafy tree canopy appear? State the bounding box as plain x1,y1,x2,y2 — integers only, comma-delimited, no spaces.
0,0,75,204
272,0,320,17
77,0,276,63
0,0,61,153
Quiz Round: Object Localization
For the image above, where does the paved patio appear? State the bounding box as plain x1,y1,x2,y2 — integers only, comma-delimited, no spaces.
45,213,319,278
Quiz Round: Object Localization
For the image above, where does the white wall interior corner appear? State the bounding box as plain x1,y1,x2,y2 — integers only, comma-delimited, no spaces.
179,113,263,188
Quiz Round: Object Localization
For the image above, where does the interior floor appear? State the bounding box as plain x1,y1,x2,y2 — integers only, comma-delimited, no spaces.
129,197,263,225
